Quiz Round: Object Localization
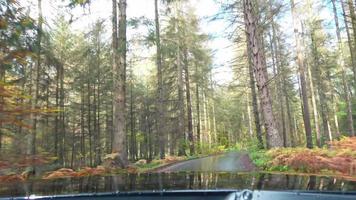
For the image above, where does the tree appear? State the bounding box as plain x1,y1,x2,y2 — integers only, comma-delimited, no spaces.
247,43,263,149
243,0,283,148
27,0,42,172
332,0,355,137
154,0,166,159
290,0,313,149
112,0,128,167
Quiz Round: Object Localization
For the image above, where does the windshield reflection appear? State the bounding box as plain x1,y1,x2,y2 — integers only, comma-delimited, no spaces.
0,172,355,198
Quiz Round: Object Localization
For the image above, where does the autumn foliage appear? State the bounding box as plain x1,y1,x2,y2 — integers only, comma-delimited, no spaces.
0,155,54,170
267,137,356,176
42,166,107,180
0,174,26,183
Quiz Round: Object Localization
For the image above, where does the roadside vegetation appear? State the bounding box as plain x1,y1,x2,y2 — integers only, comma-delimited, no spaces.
244,137,356,179
0,148,226,182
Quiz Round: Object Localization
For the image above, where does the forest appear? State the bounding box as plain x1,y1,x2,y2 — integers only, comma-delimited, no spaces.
1,0,356,178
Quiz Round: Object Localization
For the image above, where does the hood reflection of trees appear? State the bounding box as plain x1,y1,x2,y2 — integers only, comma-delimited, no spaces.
0,173,352,197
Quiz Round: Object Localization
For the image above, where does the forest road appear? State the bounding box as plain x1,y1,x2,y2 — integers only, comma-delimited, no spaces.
156,151,256,172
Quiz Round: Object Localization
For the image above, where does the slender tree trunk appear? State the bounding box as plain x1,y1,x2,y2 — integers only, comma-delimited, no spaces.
203,91,208,144
306,60,321,147
80,86,85,166
247,98,253,137
27,0,42,173
195,62,201,152
283,80,295,147
206,96,212,148
268,27,287,147
243,0,282,148
209,72,217,144
71,128,75,169
310,29,331,144
59,64,65,165
247,43,263,149
93,78,98,166
0,68,3,151
290,0,313,148
96,62,101,165
177,38,186,156
93,36,101,166
54,65,59,158
154,0,166,159
129,67,136,160
112,0,128,167
183,48,195,155
87,68,92,167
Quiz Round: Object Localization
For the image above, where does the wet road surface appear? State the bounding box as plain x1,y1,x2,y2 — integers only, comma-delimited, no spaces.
157,151,256,172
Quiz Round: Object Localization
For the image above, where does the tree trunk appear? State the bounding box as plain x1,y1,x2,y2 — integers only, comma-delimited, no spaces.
129,67,136,160
112,0,128,167
154,0,166,159
243,0,282,148
96,65,101,165
27,0,42,173
80,86,85,167
87,67,92,167
195,62,201,152
310,29,331,145
247,97,253,138
290,0,313,148
93,78,98,166
209,72,217,144
177,37,186,156
268,26,287,147
55,65,59,158
59,64,65,165
184,48,195,155
0,68,4,151
247,49,263,149
307,59,321,147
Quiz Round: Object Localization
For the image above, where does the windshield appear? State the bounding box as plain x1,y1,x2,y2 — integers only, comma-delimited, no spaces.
0,0,355,198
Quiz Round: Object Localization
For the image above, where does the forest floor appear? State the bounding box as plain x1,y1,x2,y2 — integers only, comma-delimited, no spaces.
248,137,356,181
0,150,225,182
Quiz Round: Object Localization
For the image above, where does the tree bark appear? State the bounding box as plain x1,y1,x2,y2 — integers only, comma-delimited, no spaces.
307,59,321,147
209,72,217,144
247,46,263,149
80,86,85,167
87,65,92,167
195,62,201,152
0,68,4,151
112,0,128,167
154,0,166,159
184,48,195,155
243,0,282,148
177,29,186,156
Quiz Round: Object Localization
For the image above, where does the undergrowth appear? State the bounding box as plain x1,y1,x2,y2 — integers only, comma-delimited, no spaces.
243,136,356,177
